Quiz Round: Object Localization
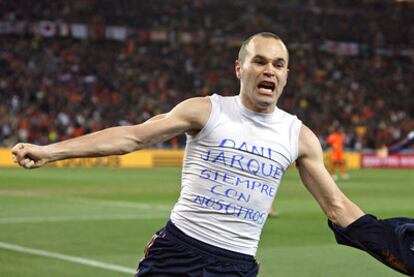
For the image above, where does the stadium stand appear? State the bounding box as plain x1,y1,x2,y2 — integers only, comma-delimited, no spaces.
1,0,413,150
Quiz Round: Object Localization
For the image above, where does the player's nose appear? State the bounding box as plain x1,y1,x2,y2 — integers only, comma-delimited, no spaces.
263,64,276,77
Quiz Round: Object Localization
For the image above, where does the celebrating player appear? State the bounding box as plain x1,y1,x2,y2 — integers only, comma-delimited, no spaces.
12,32,414,276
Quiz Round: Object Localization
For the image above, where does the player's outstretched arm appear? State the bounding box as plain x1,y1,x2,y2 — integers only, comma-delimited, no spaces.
12,97,211,169
296,125,414,275
296,125,364,227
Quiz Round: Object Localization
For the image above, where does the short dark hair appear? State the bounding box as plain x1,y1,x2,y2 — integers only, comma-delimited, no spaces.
238,32,285,63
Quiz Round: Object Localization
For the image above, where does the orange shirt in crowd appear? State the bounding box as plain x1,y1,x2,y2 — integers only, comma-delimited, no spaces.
327,132,344,161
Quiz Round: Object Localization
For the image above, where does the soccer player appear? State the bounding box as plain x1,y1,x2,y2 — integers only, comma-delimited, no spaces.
326,126,349,180
12,33,414,276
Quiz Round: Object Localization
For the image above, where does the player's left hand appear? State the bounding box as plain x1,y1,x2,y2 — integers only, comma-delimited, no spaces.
376,145,389,158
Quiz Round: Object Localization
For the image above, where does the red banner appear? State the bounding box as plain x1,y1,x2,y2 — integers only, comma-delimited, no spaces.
361,153,414,168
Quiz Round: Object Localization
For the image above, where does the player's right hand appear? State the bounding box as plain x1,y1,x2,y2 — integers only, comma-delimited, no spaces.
11,143,49,169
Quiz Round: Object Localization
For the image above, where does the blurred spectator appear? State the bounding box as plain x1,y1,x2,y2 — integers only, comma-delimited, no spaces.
0,0,413,149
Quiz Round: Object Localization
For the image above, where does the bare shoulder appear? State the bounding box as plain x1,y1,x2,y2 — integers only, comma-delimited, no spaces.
298,124,323,160
174,96,211,115
167,96,212,133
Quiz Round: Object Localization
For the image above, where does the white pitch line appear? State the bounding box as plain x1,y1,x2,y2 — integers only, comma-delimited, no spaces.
0,241,136,274
0,213,167,224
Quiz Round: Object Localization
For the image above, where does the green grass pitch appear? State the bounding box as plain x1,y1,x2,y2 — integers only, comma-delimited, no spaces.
0,167,413,276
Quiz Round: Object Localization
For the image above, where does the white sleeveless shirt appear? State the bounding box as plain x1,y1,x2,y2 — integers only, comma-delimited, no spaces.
170,94,302,256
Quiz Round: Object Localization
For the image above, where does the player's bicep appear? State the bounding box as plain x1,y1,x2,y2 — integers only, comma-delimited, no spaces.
297,125,331,189
297,126,344,212
129,97,211,148
145,113,167,122
297,125,364,226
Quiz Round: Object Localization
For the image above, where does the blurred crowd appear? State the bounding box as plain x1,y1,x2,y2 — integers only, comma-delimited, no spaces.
2,0,412,47
0,0,413,150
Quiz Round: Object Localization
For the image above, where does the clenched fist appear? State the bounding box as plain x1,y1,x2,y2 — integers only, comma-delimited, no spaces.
11,143,49,169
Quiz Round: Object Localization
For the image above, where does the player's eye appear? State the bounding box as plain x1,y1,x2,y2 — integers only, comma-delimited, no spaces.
274,62,285,68
253,58,266,65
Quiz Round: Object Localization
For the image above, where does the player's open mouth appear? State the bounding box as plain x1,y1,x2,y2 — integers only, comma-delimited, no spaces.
257,81,275,94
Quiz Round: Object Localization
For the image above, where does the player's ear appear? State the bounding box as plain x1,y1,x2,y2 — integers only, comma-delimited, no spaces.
235,60,241,80
284,68,289,85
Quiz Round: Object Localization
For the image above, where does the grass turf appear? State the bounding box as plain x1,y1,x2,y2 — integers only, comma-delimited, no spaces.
0,167,412,276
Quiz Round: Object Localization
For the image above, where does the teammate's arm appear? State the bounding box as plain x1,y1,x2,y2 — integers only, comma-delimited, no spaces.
12,97,211,169
388,131,414,154
296,125,364,227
